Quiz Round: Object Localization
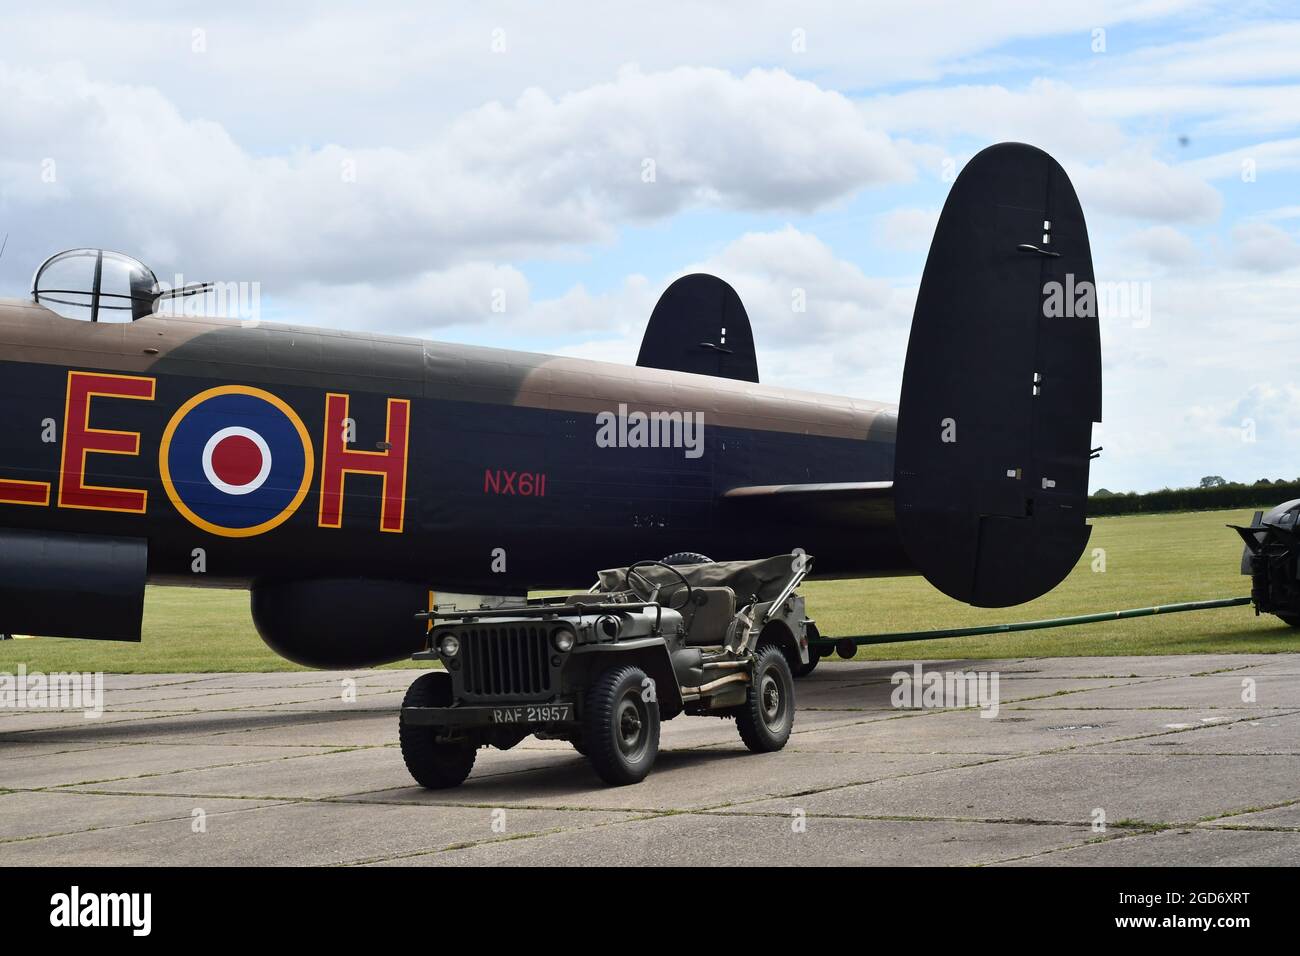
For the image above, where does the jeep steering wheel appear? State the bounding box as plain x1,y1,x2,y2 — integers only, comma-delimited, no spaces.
625,560,693,611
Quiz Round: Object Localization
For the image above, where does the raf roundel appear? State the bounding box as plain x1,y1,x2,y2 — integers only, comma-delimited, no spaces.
160,386,314,537
203,427,272,495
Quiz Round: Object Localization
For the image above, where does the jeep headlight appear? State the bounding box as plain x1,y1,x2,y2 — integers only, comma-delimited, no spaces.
552,628,575,652
438,633,460,658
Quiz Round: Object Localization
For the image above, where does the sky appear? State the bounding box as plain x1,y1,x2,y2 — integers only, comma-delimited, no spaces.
1,1,1298,493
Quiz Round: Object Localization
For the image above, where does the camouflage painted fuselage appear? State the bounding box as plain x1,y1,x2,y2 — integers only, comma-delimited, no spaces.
0,300,903,593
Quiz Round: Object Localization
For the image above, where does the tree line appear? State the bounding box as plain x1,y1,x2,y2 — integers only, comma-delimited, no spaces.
1090,477,1300,515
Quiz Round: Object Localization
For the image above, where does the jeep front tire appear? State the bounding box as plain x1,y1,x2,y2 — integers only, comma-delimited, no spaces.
583,664,660,785
399,672,477,789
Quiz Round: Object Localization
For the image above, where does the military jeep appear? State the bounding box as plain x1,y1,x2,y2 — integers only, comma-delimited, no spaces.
398,552,816,787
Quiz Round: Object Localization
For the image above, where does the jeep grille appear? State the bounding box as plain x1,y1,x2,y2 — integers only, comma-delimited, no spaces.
460,625,555,699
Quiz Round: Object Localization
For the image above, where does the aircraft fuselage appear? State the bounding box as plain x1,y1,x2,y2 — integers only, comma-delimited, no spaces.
0,299,902,595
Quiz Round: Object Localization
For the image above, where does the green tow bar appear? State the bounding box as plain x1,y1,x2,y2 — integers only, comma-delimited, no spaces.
812,596,1254,659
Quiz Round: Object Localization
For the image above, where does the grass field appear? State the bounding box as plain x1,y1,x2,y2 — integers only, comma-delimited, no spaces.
2,508,1297,673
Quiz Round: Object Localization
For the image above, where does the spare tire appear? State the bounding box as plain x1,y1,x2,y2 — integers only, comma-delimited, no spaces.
662,551,713,565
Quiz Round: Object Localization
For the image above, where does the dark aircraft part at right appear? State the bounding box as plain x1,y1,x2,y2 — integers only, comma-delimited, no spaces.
637,273,759,383
1232,500,1300,626
894,142,1103,608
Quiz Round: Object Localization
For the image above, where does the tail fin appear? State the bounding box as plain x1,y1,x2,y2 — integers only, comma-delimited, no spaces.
894,143,1102,607
637,273,759,382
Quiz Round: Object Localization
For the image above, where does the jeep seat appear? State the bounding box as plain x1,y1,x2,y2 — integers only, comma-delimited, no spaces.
679,586,736,646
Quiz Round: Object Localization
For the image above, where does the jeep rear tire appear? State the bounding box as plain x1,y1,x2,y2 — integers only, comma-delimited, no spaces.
399,671,477,789
737,643,795,752
583,664,660,785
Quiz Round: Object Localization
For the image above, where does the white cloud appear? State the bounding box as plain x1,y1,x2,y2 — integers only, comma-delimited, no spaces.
1258,205,1300,221
1118,225,1199,269
1079,84,1300,139
293,263,531,333
1092,265,1300,491
550,227,915,401
1071,153,1222,223
1187,383,1300,462
859,79,1131,163
0,1,1206,144
445,66,912,217
856,79,1227,227
1110,21,1300,86
1230,222,1300,274
1178,137,1300,180
875,207,940,252
0,63,911,291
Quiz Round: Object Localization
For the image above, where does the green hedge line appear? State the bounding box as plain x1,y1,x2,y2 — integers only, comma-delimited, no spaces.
1089,482,1300,516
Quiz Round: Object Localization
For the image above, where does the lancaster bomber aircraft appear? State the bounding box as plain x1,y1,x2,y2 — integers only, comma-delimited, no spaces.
0,142,1102,670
